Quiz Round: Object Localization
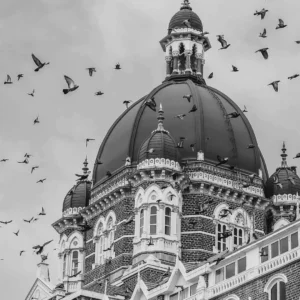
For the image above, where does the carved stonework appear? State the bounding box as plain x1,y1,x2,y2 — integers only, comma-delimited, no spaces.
235,213,245,226
165,56,172,62
172,51,179,57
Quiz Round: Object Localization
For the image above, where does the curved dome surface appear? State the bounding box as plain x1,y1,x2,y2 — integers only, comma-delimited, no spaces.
93,79,268,186
63,181,92,212
169,8,203,32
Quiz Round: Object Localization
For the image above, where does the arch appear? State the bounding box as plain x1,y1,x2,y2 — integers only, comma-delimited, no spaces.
223,295,240,300
163,187,180,206
94,215,106,237
273,218,290,231
231,207,251,227
213,203,231,220
264,273,288,298
59,235,67,253
66,231,84,249
135,187,145,208
105,210,116,226
144,184,162,203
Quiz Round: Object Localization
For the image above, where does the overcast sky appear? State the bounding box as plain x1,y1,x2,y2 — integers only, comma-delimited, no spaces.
1,0,300,298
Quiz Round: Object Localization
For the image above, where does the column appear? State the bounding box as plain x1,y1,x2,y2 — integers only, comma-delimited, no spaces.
158,204,165,234
185,50,192,74
196,53,202,75
172,51,179,74
134,208,139,239
165,56,172,77
201,58,205,76
172,207,179,238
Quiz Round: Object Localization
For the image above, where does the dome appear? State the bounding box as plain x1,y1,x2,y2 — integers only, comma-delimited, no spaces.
265,143,300,198
93,79,269,186
138,105,180,163
168,6,203,33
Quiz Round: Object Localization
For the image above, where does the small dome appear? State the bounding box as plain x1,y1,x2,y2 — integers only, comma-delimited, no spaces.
138,105,180,163
265,143,300,198
168,3,203,33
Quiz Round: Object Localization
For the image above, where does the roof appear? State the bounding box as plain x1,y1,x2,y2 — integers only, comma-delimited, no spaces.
169,8,203,32
93,79,268,186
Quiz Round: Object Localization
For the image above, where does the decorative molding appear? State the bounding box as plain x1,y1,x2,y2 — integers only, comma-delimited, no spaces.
273,194,298,203
137,158,181,171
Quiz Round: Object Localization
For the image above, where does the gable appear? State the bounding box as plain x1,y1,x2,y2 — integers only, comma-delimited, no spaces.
25,278,54,300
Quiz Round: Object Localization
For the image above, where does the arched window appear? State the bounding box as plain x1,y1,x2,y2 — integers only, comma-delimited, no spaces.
99,236,105,265
140,209,144,237
71,251,78,275
150,206,157,235
106,217,115,258
165,207,171,235
270,282,286,300
63,254,67,278
233,228,244,247
217,224,227,251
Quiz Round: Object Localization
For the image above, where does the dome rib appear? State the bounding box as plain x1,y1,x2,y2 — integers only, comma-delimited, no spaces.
169,8,203,32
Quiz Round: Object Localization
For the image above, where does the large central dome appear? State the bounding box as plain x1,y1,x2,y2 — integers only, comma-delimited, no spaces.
92,79,268,186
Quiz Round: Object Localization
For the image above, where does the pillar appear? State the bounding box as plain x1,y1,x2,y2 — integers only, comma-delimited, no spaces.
134,208,139,238
196,53,202,75
201,58,205,76
185,50,192,74
172,51,179,74
165,56,172,77
158,204,165,234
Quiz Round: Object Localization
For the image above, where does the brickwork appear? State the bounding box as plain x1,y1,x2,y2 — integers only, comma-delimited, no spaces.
181,232,214,251
182,250,213,262
123,274,138,293
85,254,95,273
141,267,166,283
181,217,215,233
86,240,96,256
114,237,134,256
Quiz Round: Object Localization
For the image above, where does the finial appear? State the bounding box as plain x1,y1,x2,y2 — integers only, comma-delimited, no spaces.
157,103,165,131
82,156,89,174
280,141,288,168
181,0,192,10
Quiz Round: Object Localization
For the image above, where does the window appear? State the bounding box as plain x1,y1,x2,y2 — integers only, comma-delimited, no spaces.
170,293,178,300
150,206,157,235
271,241,279,258
165,207,171,235
215,257,246,283
233,228,243,247
291,232,298,249
270,282,286,300
279,237,288,254
226,262,235,279
140,209,144,237
190,283,197,296
261,246,269,263
215,268,224,283
63,254,67,278
99,236,104,265
71,251,78,275
179,288,189,300
217,224,227,251
237,257,246,273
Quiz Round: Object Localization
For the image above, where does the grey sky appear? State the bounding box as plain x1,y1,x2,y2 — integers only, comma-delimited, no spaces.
0,0,300,298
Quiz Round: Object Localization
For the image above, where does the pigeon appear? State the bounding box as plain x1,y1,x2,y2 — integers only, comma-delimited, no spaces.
217,35,231,50
176,137,186,149
216,155,229,166
255,48,269,59
75,171,91,181
13,230,19,236
20,250,25,256
259,249,268,257
268,81,280,92
4,75,12,84
254,8,268,20
86,138,95,147
24,217,34,223
33,218,39,222
276,19,287,30
95,91,104,96
174,114,186,120
31,166,39,173
226,112,240,119
86,68,96,76
41,254,48,262
124,215,134,225
33,116,40,124
295,41,300,44
68,271,82,278
232,65,239,72
144,96,156,112
17,74,23,80
189,104,197,113
63,75,79,94
145,148,155,154
176,286,185,292
104,242,114,252
39,207,46,216
18,159,29,164
293,153,300,159
33,240,53,255
183,94,192,102
190,143,195,152
37,178,46,183
287,176,296,185
31,54,49,71
247,144,255,149
24,153,33,159
288,74,299,80
147,236,154,246
0,159,8,162
208,72,213,79
259,28,267,38
218,229,233,240
123,100,132,108
95,158,103,165
106,171,112,177
242,105,248,113
115,63,121,70
28,89,35,97
183,19,191,28
0,220,12,224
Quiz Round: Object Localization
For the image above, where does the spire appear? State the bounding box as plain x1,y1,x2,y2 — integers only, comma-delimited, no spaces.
82,156,89,174
157,103,165,131
181,0,192,10
281,142,288,168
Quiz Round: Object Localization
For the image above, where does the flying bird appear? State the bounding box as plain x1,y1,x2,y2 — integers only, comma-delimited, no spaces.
104,242,114,252
295,41,300,44
95,91,104,96
31,54,49,71
115,63,121,70
259,28,267,38
247,144,255,149
86,68,96,76
0,159,8,162
123,100,133,108
183,19,191,28
39,207,46,216
28,89,35,97
17,74,23,80
174,114,186,120
31,166,39,173
176,286,185,292
144,96,156,112
190,143,195,152
196,203,209,214
216,155,229,166
18,159,29,164
106,171,112,177
176,137,186,148
41,254,48,262
75,171,91,181
183,94,192,102
33,116,40,124
208,72,213,79
24,153,33,159
86,138,95,147
4,75,12,84
68,271,82,278
63,75,79,94
24,217,34,223
33,240,53,255
124,215,134,225
287,176,296,185
293,153,300,159
189,104,197,113
226,112,240,119
217,35,231,50
268,81,280,92
37,178,46,183
20,250,25,256
232,65,239,72
288,74,299,80
254,8,268,20
255,48,269,59
145,148,155,154
0,220,12,224
276,19,287,29
242,105,248,113
13,230,19,236
188,219,197,229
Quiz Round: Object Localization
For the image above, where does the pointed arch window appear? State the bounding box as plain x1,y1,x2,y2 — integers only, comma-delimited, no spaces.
99,236,105,265
217,224,227,251
150,206,157,235
71,251,78,275
106,217,115,258
140,209,144,237
165,207,171,235
63,254,67,278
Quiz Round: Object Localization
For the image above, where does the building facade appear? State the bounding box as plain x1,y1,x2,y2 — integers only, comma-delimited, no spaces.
25,2,300,300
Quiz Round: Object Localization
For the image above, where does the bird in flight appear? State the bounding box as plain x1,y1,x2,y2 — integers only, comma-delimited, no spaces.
0,158,8,162
41,254,48,262
0,220,12,224
13,230,19,236
226,111,240,119
86,68,96,76
189,104,197,113
190,143,195,152
31,54,49,71
232,65,239,72
268,81,280,92
68,271,82,278
288,74,299,80
144,96,156,112
295,41,300,44
242,105,248,113
24,217,34,223
216,155,229,166
276,19,287,30
183,94,192,102
259,28,267,38
24,153,33,159
104,242,114,252
176,137,186,149
39,207,46,216
115,63,121,70
293,153,300,159
273,175,283,189
183,19,191,28
217,35,231,50
18,158,29,164
63,75,79,94
123,100,132,108
255,48,269,60
95,91,104,96
247,144,255,149
145,148,155,154
4,75,13,84
28,89,35,97
33,240,53,255
17,74,23,80
33,116,40,124
37,178,46,183
86,138,95,147
174,114,186,120
208,72,213,79
254,8,268,20
20,250,25,256
31,166,39,173
75,171,91,181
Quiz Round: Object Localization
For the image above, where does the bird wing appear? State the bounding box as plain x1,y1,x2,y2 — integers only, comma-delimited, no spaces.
42,239,53,247
279,19,284,26
7,75,11,82
262,50,268,59
216,155,222,162
75,174,82,177
32,245,41,249
32,54,42,67
64,75,75,89
263,28,266,35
